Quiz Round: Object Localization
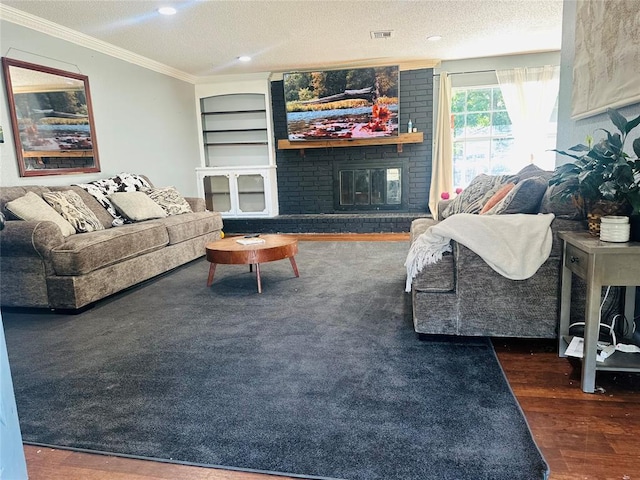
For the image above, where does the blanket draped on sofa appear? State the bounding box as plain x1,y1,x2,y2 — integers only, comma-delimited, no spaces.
405,213,555,292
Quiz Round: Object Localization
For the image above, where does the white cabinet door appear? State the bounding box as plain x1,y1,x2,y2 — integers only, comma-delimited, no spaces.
197,167,277,218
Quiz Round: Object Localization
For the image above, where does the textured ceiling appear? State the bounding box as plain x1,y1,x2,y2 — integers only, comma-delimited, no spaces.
1,0,563,79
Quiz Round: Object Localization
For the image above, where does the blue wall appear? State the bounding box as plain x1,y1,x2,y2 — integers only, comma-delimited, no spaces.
0,312,28,480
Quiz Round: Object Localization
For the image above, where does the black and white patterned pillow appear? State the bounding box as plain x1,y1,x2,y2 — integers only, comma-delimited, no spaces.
75,173,151,226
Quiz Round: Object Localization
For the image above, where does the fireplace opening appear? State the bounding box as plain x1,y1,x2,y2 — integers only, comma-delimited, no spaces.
334,160,407,211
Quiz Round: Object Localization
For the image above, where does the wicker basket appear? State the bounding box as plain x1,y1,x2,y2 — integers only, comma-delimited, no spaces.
586,200,631,236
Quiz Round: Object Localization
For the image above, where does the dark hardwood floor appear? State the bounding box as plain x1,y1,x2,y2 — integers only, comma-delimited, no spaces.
18,234,640,479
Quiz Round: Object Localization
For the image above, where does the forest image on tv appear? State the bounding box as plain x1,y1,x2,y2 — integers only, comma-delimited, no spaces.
284,66,399,141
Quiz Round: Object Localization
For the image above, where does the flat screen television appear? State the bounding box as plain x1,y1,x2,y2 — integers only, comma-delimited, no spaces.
283,66,399,141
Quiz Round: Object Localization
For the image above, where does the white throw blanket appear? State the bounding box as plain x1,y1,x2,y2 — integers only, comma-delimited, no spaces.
405,213,555,292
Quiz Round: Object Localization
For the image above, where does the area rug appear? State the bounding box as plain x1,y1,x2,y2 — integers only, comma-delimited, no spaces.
2,241,548,480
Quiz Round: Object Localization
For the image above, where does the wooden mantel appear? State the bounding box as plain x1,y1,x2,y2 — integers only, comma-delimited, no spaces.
277,132,424,155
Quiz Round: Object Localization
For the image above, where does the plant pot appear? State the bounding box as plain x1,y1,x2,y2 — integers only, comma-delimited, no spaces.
586,200,631,236
630,214,640,242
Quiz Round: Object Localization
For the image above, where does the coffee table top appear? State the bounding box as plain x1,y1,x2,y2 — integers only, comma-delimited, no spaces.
206,234,298,265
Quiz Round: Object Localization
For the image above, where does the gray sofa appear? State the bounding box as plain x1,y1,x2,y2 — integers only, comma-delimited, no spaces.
0,178,222,310
409,168,587,338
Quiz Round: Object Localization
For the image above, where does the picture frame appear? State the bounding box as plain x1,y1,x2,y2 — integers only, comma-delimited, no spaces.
1,57,100,177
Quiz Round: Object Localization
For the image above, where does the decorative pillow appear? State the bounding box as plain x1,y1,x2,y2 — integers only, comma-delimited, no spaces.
42,191,105,233
75,173,152,226
142,186,193,215
480,183,515,214
441,174,513,218
484,176,549,215
514,164,552,182
539,178,583,219
108,191,167,221
5,191,76,237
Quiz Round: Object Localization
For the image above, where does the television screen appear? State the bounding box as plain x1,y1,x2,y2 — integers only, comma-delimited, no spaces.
283,66,399,141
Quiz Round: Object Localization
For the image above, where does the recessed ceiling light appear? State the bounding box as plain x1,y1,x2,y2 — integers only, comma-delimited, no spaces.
427,35,442,42
238,56,252,62
158,6,177,15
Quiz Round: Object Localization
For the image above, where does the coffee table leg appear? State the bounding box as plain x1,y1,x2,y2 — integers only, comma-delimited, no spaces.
255,263,262,293
207,263,217,287
289,256,300,277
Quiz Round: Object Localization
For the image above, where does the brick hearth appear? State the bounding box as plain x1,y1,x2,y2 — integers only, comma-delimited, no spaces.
221,212,431,234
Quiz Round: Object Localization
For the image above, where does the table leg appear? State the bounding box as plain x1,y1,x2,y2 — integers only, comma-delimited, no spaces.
255,263,262,293
624,286,636,336
558,259,573,356
249,264,253,273
207,263,217,287
581,279,601,393
289,256,300,277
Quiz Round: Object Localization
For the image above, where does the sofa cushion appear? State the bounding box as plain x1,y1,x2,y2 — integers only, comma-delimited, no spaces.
51,222,169,276
514,164,552,182
109,191,167,221
484,176,549,215
143,186,193,215
42,191,105,233
159,211,224,245
441,174,512,218
5,192,76,237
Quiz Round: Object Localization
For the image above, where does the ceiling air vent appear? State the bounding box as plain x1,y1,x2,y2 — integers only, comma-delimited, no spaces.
371,30,393,40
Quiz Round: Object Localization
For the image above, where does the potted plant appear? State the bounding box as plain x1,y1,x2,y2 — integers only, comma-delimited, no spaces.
550,108,640,237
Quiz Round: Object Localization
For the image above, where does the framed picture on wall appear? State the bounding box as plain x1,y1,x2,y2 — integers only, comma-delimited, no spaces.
1,57,100,177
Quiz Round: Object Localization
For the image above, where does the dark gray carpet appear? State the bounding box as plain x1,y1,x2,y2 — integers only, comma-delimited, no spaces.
3,241,548,480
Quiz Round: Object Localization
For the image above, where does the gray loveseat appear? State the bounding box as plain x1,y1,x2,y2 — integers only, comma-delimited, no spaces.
409,166,586,338
0,176,222,310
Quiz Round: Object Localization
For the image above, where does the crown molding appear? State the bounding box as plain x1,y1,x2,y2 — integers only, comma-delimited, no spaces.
269,58,440,81
0,4,197,84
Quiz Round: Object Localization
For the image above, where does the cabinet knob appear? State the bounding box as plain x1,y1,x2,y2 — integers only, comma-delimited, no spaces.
570,256,579,264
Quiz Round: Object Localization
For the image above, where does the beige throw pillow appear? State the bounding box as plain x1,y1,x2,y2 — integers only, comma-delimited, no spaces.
108,191,167,221
143,186,193,215
42,190,105,233
5,191,76,237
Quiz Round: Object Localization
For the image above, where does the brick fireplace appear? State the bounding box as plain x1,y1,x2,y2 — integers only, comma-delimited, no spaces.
222,68,433,234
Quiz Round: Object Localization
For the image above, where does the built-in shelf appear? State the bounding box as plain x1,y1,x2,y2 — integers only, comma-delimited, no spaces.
203,128,267,133
204,142,269,146
277,132,424,155
201,109,266,116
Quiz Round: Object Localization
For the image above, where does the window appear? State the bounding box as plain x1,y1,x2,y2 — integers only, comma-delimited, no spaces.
451,86,557,188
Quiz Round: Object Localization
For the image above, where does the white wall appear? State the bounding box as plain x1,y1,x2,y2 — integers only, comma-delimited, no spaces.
434,51,561,88
0,21,201,196
556,0,640,164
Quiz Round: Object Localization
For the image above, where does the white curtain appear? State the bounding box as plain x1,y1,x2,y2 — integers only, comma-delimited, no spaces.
429,72,453,219
496,65,560,171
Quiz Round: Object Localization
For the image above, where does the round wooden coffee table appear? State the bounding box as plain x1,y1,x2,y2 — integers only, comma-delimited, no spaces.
205,234,299,293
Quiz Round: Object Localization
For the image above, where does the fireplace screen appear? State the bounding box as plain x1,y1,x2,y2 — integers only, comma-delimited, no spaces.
338,166,402,209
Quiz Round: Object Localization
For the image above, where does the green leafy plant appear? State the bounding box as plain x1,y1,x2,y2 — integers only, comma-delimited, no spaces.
550,108,640,214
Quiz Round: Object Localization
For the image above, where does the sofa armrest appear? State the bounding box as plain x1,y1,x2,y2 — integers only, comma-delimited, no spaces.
184,197,206,212
437,199,453,220
0,220,65,258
